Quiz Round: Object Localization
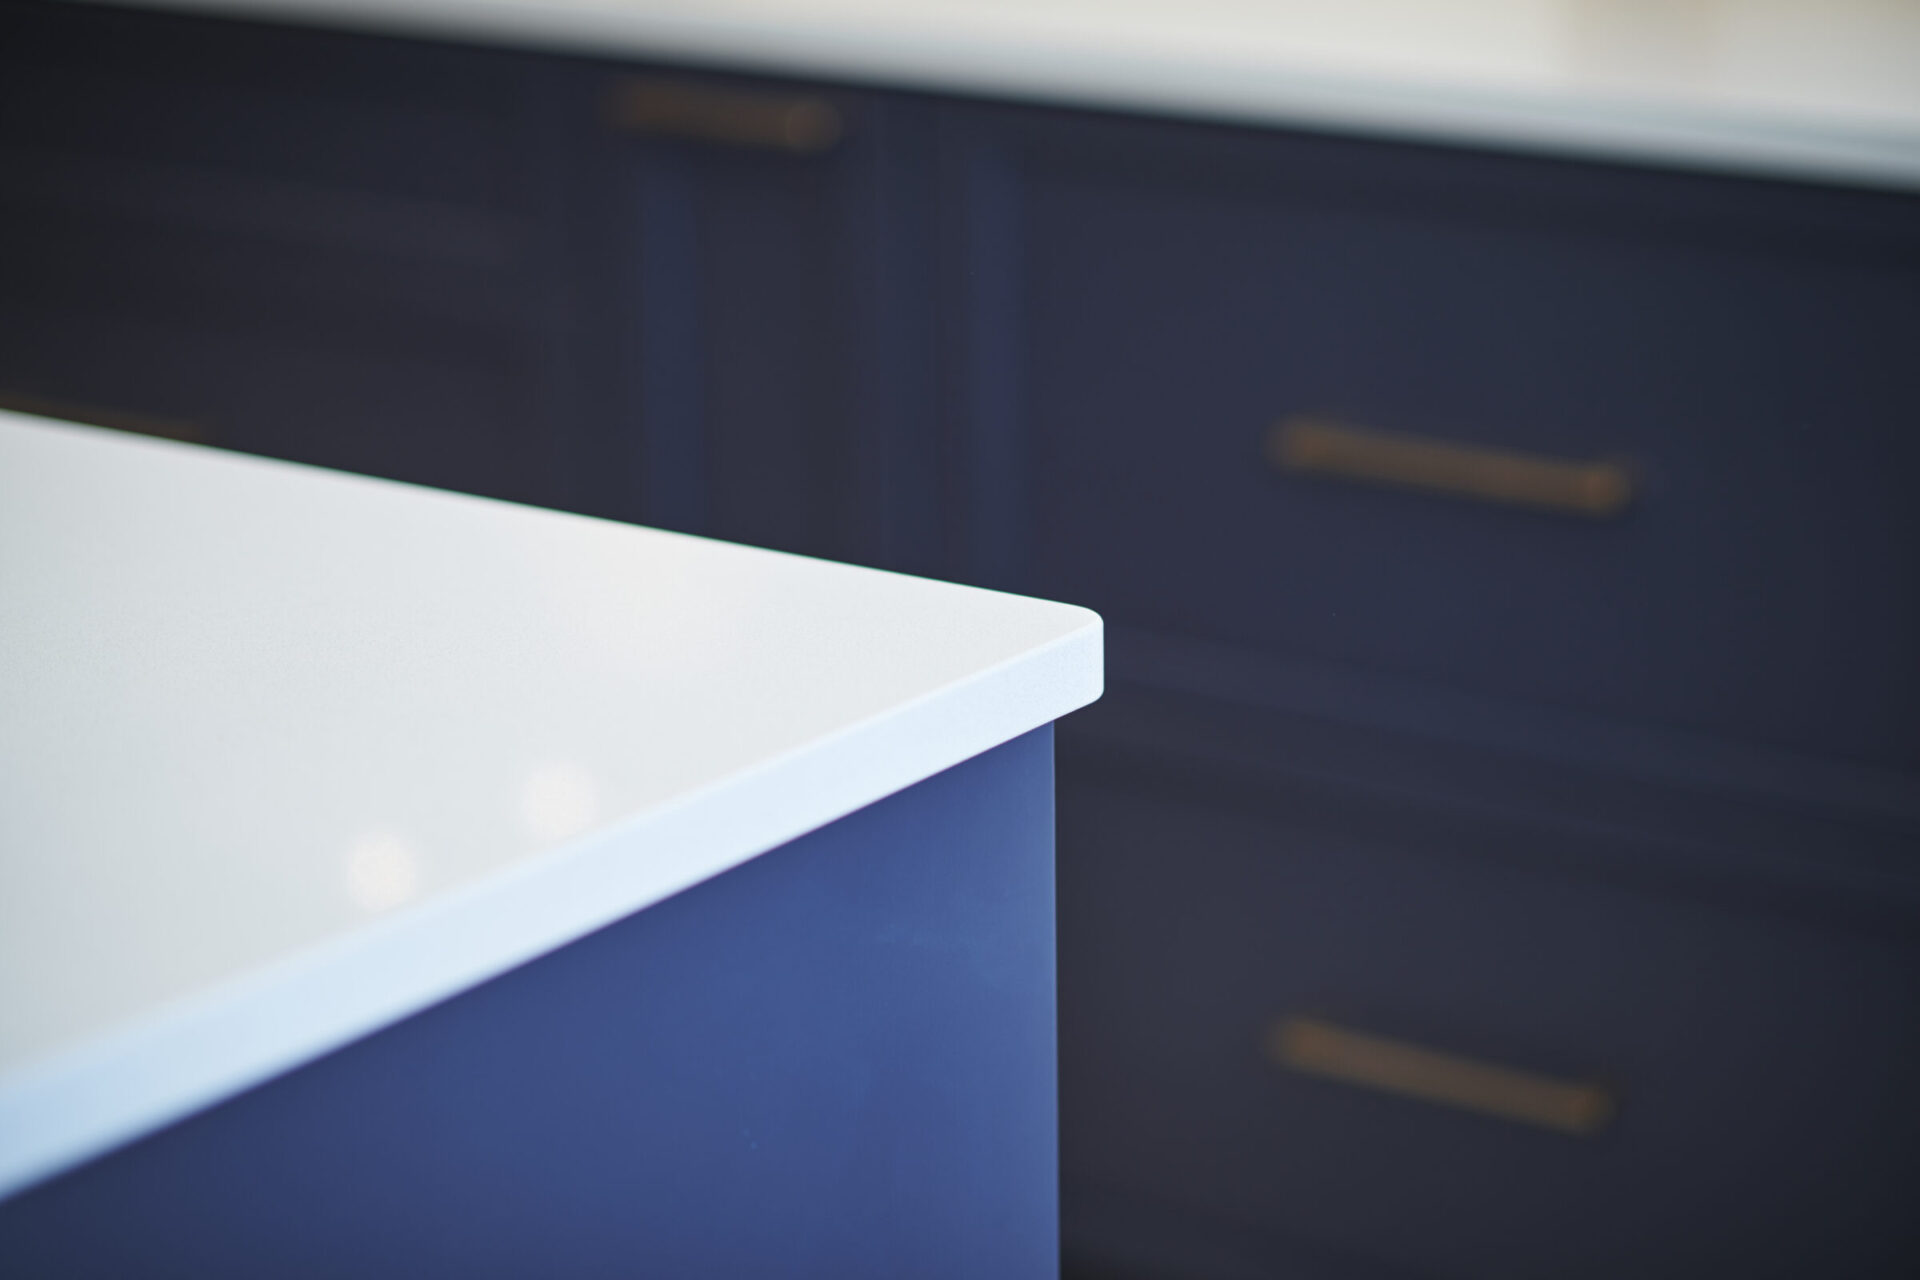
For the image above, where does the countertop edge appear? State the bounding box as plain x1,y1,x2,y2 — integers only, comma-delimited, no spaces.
0,551,1101,1203
69,0,1920,192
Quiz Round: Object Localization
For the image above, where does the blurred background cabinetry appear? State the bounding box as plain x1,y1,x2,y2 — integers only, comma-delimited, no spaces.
3,2,1916,1275
0,5,588,505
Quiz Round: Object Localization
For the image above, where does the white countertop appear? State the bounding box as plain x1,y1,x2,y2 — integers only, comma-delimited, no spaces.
85,0,1920,190
0,410,1101,1199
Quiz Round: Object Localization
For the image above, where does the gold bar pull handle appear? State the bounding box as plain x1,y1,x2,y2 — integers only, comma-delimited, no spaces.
1268,416,1635,518
605,78,845,154
1268,1017,1615,1136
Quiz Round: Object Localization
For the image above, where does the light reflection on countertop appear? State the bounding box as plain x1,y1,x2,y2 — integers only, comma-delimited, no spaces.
0,408,1099,1088
0,407,1102,1200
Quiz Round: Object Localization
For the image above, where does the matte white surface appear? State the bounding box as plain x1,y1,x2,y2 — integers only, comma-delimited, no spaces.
0,410,1100,1199
84,0,1920,189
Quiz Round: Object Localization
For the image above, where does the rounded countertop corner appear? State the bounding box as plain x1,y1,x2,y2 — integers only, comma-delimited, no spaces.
0,408,1103,1200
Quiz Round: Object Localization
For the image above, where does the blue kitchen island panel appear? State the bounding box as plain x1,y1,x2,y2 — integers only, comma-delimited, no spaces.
0,726,1058,1279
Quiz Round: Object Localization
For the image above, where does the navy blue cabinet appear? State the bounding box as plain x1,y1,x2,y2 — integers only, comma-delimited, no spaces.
1057,698,1920,1278
932,103,1920,773
932,98,1920,1278
0,1,589,509
3,3,1918,1276
577,70,946,575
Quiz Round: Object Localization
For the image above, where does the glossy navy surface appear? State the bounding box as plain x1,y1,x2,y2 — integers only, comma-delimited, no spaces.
0,728,1058,1279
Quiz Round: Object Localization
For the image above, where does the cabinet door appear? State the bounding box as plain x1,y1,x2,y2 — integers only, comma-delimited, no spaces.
932,100,1920,776
1057,733,1920,1279
928,97,1920,1280
587,70,944,574
0,0,588,510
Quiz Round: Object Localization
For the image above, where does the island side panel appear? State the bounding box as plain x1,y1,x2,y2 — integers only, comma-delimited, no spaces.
0,726,1058,1279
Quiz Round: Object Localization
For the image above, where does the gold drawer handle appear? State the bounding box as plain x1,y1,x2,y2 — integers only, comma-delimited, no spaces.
1268,416,1634,518
0,390,209,444
605,78,844,154
1268,1017,1615,1136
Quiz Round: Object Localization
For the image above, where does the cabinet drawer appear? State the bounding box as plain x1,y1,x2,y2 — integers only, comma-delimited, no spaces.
1,1,522,210
1057,760,1920,1277
1009,120,1920,771
0,1,579,510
